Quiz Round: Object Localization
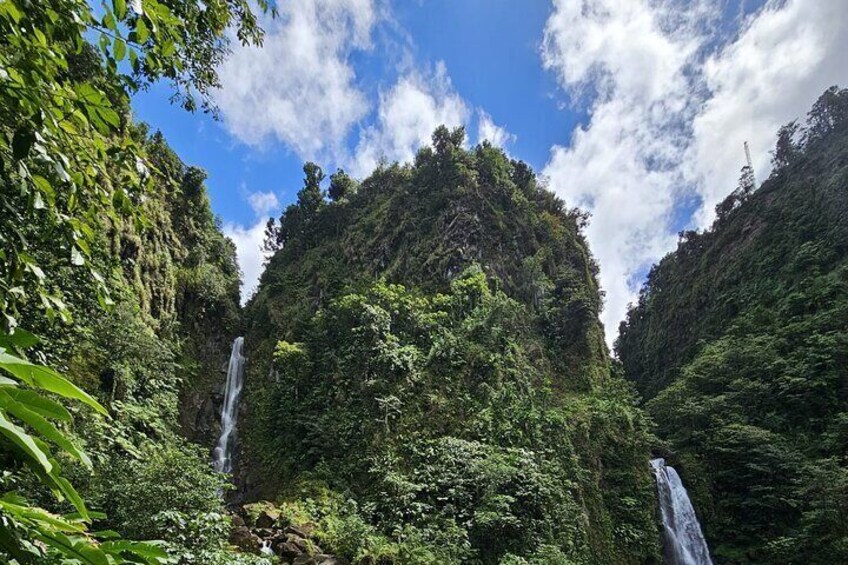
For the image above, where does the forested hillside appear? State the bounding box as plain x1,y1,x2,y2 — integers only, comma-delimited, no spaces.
240,127,661,564
0,1,271,563
617,87,848,564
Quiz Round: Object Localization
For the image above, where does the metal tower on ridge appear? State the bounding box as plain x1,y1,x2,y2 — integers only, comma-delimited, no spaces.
744,141,756,187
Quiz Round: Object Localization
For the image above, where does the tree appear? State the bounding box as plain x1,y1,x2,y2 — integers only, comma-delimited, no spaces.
0,0,269,331
328,169,356,202
771,120,800,170
805,86,848,143
0,0,269,560
298,162,326,213
263,217,281,255
0,333,169,563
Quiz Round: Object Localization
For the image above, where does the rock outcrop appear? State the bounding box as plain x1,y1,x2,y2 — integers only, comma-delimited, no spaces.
229,504,348,565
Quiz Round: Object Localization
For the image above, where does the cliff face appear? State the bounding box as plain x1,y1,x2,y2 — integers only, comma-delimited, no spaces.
240,128,660,564
617,88,848,563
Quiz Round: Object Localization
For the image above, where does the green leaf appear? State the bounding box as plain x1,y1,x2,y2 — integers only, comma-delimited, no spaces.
135,17,149,43
0,390,91,467
102,11,117,31
0,409,52,473
51,474,89,521
113,0,127,19
33,530,110,565
96,107,120,129
30,175,56,206
114,38,127,62
0,351,108,416
0,388,72,421
0,499,86,533
0,329,40,351
101,540,169,561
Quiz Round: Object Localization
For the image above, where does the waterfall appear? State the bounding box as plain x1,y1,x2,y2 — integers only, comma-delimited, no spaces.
213,337,245,474
651,458,713,565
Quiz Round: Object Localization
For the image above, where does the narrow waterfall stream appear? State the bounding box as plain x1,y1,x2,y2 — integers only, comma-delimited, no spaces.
213,337,245,474
651,458,713,565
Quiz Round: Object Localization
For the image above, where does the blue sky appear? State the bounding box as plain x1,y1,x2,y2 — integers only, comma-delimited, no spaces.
132,1,576,227
130,0,847,342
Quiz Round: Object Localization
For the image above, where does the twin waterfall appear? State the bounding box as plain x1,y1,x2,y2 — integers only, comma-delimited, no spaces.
651,458,713,565
211,339,710,565
213,337,245,474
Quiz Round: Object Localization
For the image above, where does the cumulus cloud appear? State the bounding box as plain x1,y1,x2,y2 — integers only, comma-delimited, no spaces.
351,61,469,176
214,0,377,159
223,219,268,303
687,0,848,225
541,0,848,343
477,110,516,149
247,191,280,217
542,0,706,340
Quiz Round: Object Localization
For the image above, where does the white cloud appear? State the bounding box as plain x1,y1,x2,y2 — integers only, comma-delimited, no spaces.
477,110,516,149
541,0,848,344
542,0,705,341
214,0,377,159
247,191,280,217
223,219,268,303
686,0,848,225
351,61,469,176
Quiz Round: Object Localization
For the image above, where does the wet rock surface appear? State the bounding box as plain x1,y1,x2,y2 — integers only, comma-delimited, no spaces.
231,504,348,565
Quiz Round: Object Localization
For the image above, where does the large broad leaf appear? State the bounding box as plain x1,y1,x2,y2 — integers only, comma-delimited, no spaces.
0,409,52,473
32,530,110,565
0,329,40,351
0,351,107,416
0,387,72,421
51,473,90,522
100,540,170,562
0,498,86,533
0,390,91,467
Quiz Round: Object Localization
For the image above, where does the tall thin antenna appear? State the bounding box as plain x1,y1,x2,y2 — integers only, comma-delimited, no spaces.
744,141,756,187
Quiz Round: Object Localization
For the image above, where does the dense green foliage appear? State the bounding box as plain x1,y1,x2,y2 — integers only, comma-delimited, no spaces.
617,87,848,563
0,124,255,563
244,128,661,564
0,0,269,561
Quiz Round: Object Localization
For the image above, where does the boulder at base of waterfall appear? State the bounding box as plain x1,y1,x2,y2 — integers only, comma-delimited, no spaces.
229,526,262,553
284,524,315,538
255,509,279,529
293,556,348,565
231,502,346,564
274,541,303,561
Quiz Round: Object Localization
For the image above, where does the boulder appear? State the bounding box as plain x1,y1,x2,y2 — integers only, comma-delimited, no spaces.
315,555,349,565
231,514,246,528
255,509,278,529
273,540,303,561
282,533,305,551
229,526,262,554
285,524,314,538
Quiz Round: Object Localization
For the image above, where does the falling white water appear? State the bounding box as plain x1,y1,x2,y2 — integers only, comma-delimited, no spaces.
651,458,713,565
213,337,245,474
259,540,273,555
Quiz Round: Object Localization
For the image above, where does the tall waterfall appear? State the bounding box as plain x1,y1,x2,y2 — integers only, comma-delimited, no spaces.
651,458,713,565
213,337,245,474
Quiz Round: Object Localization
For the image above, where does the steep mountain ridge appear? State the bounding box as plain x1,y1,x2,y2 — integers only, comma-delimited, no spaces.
617,87,848,563
239,127,660,564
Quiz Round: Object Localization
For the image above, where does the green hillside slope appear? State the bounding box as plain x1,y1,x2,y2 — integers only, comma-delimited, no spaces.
617,87,848,563
241,127,661,564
